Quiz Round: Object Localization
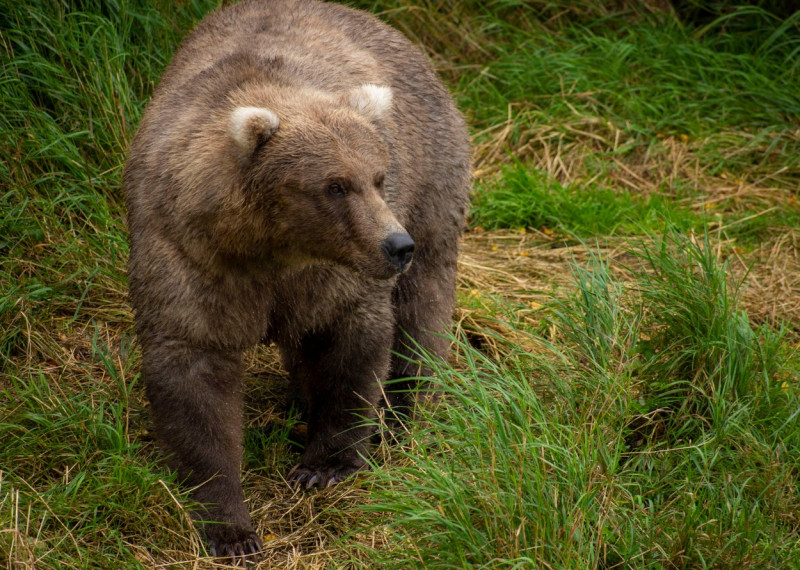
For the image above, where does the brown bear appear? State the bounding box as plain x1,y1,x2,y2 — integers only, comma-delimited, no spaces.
124,0,470,562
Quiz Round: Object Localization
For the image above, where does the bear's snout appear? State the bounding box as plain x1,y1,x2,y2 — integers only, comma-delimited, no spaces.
382,232,415,273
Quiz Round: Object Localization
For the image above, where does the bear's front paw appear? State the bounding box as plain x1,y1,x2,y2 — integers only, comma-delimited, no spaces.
205,524,262,566
287,459,367,489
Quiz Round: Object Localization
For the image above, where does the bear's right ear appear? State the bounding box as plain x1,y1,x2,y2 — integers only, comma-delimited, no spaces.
229,106,280,156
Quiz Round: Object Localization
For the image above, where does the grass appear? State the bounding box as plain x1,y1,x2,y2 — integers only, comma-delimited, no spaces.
2,0,800,568
359,233,800,568
470,162,704,236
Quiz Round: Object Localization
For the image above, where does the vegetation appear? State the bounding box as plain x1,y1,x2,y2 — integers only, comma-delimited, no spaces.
2,0,799,567
363,232,799,568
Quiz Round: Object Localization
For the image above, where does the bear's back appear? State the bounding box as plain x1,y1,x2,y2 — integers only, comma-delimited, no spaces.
160,0,406,94
149,0,447,125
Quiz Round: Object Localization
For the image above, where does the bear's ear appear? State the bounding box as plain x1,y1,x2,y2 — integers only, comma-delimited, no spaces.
343,83,393,122
229,106,280,156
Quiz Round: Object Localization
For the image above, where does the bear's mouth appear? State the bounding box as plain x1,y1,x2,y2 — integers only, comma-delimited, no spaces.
350,253,412,280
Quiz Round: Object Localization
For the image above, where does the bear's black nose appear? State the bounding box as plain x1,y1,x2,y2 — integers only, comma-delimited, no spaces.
382,232,415,272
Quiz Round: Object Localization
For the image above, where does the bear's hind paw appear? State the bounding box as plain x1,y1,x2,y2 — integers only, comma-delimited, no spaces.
287,461,367,489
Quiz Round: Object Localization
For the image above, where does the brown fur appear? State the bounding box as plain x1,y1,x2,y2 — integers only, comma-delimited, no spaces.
125,0,470,561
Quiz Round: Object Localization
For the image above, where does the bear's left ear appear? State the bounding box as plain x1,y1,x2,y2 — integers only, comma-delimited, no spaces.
343,84,393,122
229,106,280,157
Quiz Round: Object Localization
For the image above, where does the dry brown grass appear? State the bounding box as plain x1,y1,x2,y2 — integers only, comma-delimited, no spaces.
737,231,800,329
475,110,799,201
459,227,800,331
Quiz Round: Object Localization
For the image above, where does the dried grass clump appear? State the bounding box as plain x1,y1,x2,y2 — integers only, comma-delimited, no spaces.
737,231,800,329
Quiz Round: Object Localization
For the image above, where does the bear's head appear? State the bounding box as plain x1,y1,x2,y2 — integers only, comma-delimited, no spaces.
229,83,413,280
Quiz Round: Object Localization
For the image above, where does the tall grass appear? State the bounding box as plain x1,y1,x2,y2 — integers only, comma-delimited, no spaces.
1,1,215,566
0,0,217,363
358,232,800,568
451,2,800,241
452,4,800,142
0,330,200,567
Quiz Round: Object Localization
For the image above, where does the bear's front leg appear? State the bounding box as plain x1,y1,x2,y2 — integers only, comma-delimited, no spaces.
282,304,393,488
141,340,261,562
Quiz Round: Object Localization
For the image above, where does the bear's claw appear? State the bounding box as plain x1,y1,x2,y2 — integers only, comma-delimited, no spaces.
287,462,365,489
206,525,262,566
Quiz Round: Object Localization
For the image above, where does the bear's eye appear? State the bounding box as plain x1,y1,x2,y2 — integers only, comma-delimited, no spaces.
327,182,347,196
374,174,385,189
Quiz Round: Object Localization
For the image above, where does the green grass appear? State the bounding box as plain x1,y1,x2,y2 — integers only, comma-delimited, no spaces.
2,0,800,567
357,232,800,568
1,0,216,364
0,330,199,567
453,4,800,161
470,163,705,236
1,1,216,566
447,2,800,243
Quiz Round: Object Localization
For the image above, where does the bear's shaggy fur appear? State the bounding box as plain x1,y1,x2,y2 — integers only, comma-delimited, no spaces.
125,0,470,560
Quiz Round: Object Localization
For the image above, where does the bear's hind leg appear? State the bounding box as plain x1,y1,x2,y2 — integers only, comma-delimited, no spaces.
281,303,393,488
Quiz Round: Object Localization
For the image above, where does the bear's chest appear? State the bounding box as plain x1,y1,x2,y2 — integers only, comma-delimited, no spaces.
262,264,393,344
